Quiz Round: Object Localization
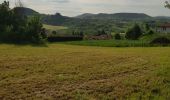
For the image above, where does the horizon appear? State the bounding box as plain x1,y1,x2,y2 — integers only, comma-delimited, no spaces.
1,0,170,17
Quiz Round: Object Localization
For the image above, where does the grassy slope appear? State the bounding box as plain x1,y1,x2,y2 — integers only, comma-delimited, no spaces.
0,44,169,99
43,24,68,31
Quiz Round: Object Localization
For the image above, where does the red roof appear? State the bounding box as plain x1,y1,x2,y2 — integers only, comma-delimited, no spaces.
158,23,170,28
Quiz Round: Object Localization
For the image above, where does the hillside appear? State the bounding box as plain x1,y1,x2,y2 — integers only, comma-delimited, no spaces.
76,13,152,20
15,7,170,25
12,7,39,16
41,13,71,25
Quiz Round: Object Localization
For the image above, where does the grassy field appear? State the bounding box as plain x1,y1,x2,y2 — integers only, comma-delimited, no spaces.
0,44,169,99
43,24,68,31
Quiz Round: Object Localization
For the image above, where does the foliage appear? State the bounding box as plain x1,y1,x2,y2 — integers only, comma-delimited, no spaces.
0,1,46,44
145,23,150,31
165,1,170,9
114,33,121,40
125,24,142,40
150,37,170,45
147,29,154,35
26,16,47,44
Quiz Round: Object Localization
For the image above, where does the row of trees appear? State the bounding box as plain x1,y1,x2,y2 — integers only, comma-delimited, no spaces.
114,1,170,40
0,1,46,44
114,23,155,40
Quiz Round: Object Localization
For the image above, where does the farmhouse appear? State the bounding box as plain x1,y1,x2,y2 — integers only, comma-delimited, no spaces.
156,23,170,33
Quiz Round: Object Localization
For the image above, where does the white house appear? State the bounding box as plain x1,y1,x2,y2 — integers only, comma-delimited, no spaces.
156,23,170,33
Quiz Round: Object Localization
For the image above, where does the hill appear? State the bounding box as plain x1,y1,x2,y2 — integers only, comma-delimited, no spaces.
76,13,152,20
12,7,39,16
75,13,96,19
41,13,71,25
12,7,70,25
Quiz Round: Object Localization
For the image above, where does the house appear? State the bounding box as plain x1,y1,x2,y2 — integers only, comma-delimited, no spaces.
156,23,170,33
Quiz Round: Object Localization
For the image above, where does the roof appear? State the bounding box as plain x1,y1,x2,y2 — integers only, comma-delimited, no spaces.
158,23,170,28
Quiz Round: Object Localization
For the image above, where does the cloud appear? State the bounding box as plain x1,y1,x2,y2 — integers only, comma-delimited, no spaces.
50,0,70,3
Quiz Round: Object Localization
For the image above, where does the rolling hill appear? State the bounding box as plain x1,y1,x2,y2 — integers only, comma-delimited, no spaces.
14,7,170,27
41,13,71,25
76,13,152,20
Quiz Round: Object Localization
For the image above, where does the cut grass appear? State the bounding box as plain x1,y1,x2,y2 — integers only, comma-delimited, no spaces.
0,44,169,99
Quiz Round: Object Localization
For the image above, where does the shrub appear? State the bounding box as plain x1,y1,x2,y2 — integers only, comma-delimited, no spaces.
114,33,121,40
52,31,57,35
147,29,154,35
150,37,170,45
125,24,142,40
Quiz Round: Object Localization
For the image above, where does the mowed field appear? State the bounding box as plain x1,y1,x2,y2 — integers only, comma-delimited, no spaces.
0,44,169,100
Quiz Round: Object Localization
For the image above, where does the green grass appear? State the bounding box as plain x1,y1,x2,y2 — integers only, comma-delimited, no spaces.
0,44,169,99
62,39,150,47
43,24,68,31
61,33,170,47
140,33,170,41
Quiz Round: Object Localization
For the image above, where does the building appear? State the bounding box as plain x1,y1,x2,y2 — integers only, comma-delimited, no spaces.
156,23,170,33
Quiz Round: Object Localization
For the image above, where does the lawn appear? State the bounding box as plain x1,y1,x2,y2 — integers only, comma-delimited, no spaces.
0,44,169,99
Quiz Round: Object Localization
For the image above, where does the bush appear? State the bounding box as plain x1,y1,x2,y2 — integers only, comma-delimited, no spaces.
114,33,121,40
150,37,170,45
147,29,154,35
126,24,142,40
52,31,57,35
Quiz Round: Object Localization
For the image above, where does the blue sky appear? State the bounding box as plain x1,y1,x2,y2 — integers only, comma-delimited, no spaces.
2,0,170,16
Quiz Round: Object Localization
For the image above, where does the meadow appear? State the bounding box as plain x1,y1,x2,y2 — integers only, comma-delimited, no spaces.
0,43,169,99
43,24,68,31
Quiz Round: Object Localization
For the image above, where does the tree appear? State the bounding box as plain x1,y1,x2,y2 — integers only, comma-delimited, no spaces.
0,1,47,44
145,23,150,31
26,16,46,43
97,29,106,36
125,24,142,40
165,1,170,9
0,1,12,32
79,31,84,37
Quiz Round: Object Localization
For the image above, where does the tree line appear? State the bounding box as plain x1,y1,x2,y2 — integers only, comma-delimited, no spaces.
0,1,46,44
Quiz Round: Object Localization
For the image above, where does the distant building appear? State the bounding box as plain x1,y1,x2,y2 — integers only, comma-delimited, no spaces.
156,23,170,33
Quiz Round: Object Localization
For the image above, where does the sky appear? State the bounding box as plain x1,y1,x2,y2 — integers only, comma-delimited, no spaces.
1,0,170,17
